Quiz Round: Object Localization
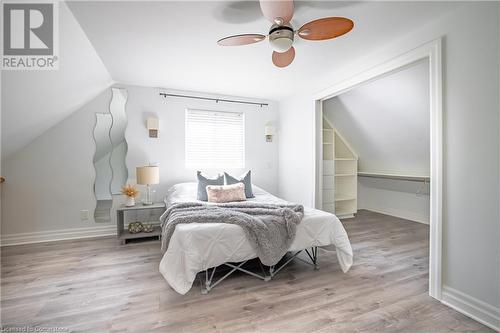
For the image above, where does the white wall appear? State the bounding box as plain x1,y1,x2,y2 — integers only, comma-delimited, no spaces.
278,1,500,319
358,178,430,224
323,59,430,175
124,85,279,199
1,2,112,158
323,59,430,224
2,89,113,235
1,85,278,239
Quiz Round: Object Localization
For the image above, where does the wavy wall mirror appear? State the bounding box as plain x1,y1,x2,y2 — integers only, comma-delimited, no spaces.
93,88,128,223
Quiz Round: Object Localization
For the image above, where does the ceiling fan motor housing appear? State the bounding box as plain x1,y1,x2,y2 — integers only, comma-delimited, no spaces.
269,23,294,53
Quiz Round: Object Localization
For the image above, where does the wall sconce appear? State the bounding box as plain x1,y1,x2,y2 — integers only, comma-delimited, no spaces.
265,124,275,142
147,117,159,138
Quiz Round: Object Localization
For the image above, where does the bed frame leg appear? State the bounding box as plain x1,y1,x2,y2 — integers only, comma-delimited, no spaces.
313,246,320,270
305,247,320,270
260,262,271,281
201,266,217,294
269,265,275,279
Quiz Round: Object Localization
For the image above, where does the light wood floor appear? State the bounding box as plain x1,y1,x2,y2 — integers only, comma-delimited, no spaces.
1,210,493,333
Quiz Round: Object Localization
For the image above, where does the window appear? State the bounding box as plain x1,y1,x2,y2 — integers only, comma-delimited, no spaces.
185,109,245,169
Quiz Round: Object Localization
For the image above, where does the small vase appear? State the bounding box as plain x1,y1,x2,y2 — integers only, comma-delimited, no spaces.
125,196,135,207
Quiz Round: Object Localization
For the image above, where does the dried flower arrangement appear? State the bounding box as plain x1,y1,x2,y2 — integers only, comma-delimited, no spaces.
122,184,139,207
121,184,139,198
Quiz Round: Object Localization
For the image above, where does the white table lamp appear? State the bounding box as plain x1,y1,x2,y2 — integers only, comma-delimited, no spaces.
136,166,159,205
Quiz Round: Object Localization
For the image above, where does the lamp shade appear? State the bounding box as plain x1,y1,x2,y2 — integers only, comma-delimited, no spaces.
147,117,159,130
136,166,159,185
265,125,275,136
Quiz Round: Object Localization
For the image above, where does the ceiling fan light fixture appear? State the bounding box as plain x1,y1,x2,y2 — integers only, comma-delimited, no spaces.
269,23,294,53
270,36,293,53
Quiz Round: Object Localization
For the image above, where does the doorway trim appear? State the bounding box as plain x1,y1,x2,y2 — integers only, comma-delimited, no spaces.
312,38,443,300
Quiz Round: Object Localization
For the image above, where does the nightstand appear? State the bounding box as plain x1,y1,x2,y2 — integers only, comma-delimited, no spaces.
116,203,166,244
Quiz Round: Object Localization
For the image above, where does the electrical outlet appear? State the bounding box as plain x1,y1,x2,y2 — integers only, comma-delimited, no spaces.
80,210,90,221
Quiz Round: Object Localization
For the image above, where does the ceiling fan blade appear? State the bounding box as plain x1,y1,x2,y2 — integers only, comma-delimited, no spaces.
298,17,354,41
272,47,295,68
260,0,294,24
217,34,266,46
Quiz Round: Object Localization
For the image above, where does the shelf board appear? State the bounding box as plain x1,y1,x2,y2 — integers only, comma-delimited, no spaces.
335,173,355,177
336,211,356,219
323,142,333,145
335,158,356,161
119,226,161,240
117,203,165,211
335,197,356,202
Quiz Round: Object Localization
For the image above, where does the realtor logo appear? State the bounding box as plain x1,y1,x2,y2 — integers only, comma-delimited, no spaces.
2,1,59,70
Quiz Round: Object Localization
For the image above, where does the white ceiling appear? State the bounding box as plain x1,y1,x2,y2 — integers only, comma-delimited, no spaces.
323,59,430,175
67,1,461,100
1,2,113,158
2,1,462,158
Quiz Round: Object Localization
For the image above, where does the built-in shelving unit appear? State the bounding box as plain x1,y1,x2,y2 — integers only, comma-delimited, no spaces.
322,117,358,219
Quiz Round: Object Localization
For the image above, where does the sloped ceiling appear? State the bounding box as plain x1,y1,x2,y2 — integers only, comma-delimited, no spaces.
1,2,113,158
2,1,461,158
67,1,461,100
323,59,430,175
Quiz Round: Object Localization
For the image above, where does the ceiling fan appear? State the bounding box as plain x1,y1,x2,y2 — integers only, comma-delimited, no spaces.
217,0,354,68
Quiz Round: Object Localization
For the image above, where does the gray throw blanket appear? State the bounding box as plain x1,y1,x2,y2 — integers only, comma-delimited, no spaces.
160,202,304,266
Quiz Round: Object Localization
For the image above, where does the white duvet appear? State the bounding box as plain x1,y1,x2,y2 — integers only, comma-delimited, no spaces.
159,183,353,294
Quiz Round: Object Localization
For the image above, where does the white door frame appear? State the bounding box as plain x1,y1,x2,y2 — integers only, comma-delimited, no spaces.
312,38,443,300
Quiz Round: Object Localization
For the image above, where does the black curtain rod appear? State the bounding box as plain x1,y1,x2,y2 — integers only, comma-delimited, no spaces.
159,92,268,107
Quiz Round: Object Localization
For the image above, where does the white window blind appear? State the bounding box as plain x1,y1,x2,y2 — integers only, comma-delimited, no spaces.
185,109,245,169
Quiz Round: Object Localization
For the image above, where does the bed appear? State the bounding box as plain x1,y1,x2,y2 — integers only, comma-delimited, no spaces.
159,182,353,294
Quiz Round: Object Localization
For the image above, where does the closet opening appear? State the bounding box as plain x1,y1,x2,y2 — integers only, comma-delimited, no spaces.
312,39,443,300
320,58,430,222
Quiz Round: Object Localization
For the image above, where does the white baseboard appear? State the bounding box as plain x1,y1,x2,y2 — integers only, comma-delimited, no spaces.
359,206,429,225
1,225,117,246
442,285,500,332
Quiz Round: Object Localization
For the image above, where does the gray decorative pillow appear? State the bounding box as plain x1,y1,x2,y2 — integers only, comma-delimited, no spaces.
197,171,224,201
224,171,254,198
